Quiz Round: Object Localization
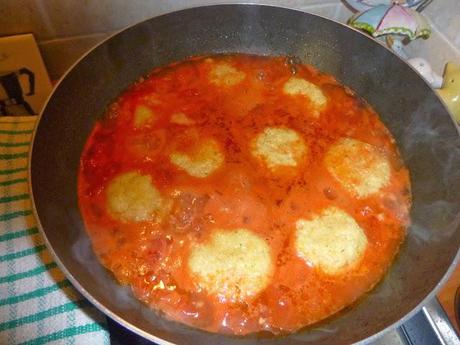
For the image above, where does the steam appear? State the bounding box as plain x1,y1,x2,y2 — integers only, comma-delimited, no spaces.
290,326,339,343
71,232,139,311
396,95,460,244
411,201,460,244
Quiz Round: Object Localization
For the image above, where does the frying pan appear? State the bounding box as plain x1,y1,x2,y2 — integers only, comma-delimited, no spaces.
30,4,460,345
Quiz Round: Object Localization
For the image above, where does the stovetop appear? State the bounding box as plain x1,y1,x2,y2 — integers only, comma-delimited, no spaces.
107,298,460,345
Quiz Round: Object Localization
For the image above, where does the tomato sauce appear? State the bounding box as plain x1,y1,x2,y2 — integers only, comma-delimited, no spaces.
78,55,411,335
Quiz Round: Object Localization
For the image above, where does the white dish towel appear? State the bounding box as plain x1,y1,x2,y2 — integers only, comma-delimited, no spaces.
0,116,110,345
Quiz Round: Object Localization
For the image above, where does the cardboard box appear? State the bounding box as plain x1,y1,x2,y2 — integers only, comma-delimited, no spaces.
0,33,52,116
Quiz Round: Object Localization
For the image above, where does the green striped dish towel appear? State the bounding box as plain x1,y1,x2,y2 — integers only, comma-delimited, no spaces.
0,117,110,345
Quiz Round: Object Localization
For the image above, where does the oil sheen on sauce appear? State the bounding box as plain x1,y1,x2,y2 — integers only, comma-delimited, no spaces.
78,55,411,335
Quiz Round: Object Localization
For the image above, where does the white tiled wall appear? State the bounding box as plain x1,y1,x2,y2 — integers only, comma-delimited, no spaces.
422,0,460,48
405,0,460,75
1,0,344,41
1,0,459,79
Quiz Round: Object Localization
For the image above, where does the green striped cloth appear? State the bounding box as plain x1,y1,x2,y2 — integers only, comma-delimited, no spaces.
0,117,110,345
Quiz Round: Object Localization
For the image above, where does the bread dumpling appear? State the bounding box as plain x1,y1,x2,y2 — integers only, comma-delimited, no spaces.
209,62,246,87
251,127,307,171
188,228,273,301
106,171,163,222
283,77,327,117
170,112,195,125
170,138,224,178
325,138,391,198
134,105,156,128
295,207,368,274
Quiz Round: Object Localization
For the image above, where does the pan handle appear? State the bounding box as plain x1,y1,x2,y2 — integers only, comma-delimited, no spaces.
19,68,35,96
400,298,460,345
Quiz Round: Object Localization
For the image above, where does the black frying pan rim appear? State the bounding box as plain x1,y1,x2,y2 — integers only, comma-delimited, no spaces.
28,4,460,345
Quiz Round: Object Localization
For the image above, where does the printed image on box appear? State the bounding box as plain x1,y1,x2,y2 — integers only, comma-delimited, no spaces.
0,34,52,116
